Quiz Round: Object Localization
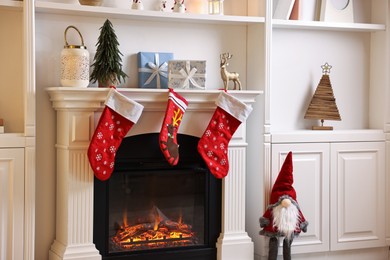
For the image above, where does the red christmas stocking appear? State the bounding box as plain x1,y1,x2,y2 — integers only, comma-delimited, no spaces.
197,91,253,179
159,88,188,166
88,88,144,181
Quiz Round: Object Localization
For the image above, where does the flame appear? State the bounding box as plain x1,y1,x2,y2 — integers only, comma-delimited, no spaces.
111,206,198,251
122,208,128,228
178,209,182,224
153,214,161,231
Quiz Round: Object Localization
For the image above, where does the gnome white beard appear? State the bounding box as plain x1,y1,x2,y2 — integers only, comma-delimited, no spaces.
272,202,300,240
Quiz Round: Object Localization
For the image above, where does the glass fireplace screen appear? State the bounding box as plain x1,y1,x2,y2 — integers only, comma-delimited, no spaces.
108,167,206,253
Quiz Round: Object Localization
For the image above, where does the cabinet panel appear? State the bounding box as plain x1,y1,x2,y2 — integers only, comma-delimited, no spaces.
0,8,24,133
271,143,330,254
0,148,24,260
330,142,385,251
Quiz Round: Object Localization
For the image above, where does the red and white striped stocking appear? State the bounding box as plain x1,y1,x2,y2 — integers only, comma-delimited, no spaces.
159,88,188,166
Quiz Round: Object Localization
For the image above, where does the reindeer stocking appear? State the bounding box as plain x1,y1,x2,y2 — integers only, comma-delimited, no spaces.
197,91,252,179
88,88,144,181
159,88,188,166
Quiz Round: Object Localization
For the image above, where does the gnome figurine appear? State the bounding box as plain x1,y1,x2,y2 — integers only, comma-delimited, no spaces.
259,151,308,260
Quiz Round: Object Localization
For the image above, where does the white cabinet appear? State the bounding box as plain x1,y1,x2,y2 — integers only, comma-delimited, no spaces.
0,1,35,260
0,147,25,260
271,134,385,255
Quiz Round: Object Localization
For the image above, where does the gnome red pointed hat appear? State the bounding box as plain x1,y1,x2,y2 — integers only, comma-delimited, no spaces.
270,151,296,205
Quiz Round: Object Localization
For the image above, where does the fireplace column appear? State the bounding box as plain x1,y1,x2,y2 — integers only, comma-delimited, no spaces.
216,142,254,260
48,95,103,260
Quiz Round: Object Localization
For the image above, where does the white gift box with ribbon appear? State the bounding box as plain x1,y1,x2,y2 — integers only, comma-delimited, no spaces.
168,60,206,89
138,52,174,89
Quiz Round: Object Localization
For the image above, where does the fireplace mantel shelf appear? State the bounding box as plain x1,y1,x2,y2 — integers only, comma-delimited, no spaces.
47,87,262,111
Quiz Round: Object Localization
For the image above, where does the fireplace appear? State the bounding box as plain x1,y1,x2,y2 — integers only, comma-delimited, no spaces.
94,134,222,259
47,88,259,260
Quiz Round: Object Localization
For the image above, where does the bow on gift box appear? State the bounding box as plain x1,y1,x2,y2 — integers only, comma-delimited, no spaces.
138,53,168,89
170,61,205,89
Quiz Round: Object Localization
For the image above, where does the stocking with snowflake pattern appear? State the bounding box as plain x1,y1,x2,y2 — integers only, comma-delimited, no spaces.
88,87,144,181
197,91,253,179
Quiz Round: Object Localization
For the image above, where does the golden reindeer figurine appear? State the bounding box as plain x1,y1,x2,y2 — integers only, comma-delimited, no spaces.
220,53,241,90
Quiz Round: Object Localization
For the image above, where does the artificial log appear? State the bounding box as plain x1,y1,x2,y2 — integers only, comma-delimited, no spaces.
115,223,154,241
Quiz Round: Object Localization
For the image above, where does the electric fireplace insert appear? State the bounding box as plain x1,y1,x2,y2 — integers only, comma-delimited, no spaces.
94,133,222,260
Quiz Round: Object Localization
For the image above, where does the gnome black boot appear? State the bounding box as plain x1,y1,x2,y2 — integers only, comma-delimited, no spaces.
282,236,293,260
268,236,279,260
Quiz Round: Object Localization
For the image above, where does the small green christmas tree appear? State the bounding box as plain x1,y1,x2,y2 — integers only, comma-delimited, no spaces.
90,19,128,87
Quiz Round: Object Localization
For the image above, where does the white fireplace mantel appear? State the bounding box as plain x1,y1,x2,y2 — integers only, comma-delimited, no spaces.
47,87,261,260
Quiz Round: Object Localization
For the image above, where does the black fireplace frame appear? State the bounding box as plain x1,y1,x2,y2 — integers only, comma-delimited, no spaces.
94,133,222,260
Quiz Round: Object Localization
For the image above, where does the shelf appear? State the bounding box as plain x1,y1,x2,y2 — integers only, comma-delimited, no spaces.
271,129,385,143
46,87,262,111
273,19,386,32
35,1,265,25
0,0,22,10
0,133,26,148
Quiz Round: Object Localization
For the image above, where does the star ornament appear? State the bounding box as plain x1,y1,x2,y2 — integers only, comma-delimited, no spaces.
321,62,332,75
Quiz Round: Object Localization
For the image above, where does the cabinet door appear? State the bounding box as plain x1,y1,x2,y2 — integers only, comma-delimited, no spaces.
330,142,385,251
272,143,330,254
0,148,24,260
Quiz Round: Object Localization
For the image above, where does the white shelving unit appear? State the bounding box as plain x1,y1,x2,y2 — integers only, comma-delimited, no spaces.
35,1,265,24
262,0,389,259
273,19,386,31
1,0,389,259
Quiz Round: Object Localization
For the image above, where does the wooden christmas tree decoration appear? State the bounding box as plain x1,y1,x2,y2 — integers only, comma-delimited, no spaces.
304,63,341,130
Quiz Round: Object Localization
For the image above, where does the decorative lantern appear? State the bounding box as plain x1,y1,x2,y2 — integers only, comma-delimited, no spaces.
60,26,90,88
186,0,208,14
208,0,224,15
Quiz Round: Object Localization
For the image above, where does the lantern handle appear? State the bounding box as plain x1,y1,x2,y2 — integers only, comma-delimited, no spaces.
64,25,85,47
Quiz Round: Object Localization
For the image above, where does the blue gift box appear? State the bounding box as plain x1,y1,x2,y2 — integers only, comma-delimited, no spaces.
138,52,174,89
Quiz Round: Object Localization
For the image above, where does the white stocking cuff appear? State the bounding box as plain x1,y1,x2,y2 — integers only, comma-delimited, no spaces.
105,88,144,123
216,91,253,122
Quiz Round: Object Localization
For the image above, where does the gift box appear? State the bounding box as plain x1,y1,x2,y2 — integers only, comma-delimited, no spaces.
138,52,174,89
168,60,206,89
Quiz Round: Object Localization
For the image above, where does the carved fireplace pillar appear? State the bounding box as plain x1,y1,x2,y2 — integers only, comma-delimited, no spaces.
48,92,103,260
47,87,260,260
217,147,254,260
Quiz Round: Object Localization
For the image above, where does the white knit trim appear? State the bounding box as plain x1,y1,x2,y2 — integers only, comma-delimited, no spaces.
169,91,188,112
216,91,253,122
105,88,144,123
